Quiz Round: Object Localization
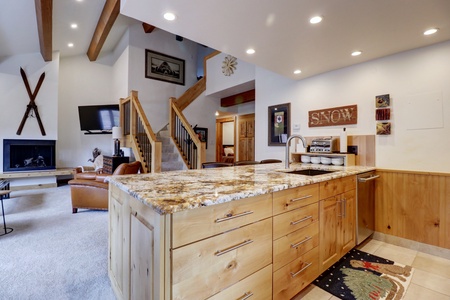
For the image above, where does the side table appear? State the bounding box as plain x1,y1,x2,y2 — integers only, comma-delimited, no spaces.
103,156,129,174
0,190,13,236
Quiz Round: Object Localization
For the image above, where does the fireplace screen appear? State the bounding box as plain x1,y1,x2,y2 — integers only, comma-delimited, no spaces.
3,139,56,172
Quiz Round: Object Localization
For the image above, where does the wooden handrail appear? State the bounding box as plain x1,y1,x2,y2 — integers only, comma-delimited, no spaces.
120,90,161,173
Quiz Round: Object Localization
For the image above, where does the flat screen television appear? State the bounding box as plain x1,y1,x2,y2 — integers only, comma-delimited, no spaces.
78,104,120,133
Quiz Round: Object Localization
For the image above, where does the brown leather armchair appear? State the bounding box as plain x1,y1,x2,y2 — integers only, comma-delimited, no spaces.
68,161,142,213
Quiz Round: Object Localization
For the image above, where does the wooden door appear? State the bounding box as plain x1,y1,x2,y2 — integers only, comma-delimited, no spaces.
319,196,339,272
340,190,356,255
238,114,255,161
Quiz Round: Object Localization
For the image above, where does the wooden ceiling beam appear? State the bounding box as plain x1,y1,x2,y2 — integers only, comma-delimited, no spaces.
86,0,120,61
142,23,156,33
221,89,255,107
35,0,53,61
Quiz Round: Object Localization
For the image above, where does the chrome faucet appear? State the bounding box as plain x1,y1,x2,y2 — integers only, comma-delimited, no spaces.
285,134,307,169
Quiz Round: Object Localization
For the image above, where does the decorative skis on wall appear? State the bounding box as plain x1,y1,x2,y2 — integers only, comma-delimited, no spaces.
17,67,46,136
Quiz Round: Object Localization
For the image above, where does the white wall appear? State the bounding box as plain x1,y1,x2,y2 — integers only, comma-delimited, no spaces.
58,54,118,167
255,41,450,173
0,52,59,171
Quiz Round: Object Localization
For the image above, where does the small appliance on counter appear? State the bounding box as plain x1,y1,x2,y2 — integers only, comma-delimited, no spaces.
309,137,337,153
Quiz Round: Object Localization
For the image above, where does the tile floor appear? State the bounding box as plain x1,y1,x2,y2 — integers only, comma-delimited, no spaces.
293,238,450,299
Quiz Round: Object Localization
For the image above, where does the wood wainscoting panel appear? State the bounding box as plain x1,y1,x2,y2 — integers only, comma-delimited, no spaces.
375,170,450,249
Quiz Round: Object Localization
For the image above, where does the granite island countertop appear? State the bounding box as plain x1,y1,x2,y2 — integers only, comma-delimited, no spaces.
108,163,375,215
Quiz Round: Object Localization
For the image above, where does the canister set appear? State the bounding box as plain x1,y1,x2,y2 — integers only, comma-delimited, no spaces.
301,155,344,165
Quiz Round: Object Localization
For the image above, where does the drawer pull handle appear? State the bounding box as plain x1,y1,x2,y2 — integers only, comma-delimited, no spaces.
215,239,253,256
290,261,312,278
290,194,312,202
291,236,312,249
215,211,254,223
290,215,312,226
237,291,253,300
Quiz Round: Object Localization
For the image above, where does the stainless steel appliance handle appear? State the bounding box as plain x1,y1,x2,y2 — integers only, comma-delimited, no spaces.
358,175,380,183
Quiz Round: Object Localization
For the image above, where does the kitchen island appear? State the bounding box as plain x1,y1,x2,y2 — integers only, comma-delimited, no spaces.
107,162,374,300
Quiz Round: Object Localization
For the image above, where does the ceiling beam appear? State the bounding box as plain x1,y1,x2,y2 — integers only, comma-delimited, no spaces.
142,23,156,33
86,0,120,61
35,0,53,61
221,89,255,107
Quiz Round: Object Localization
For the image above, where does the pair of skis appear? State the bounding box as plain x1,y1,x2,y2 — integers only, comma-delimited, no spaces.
17,67,46,136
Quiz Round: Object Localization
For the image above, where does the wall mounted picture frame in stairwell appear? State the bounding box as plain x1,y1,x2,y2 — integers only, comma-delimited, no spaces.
145,49,185,85
194,127,208,149
268,102,291,146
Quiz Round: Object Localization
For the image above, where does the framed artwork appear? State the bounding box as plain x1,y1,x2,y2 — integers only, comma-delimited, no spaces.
375,94,390,107
145,49,185,85
194,127,208,149
376,122,391,135
268,103,291,146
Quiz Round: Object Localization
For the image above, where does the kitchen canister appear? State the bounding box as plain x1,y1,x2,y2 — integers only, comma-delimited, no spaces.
340,128,347,153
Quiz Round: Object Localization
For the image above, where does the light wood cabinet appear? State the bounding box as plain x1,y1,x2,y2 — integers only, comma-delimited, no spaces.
109,175,360,299
272,185,320,299
319,176,356,272
238,114,255,161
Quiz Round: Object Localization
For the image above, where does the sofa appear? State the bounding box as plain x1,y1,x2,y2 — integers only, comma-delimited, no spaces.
68,161,142,213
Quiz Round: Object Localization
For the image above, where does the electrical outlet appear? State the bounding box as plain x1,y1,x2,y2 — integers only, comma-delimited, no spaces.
347,145,358,155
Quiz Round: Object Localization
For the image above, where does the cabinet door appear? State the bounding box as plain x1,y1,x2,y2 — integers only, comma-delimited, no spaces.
319,196,339,272
340,190,356,255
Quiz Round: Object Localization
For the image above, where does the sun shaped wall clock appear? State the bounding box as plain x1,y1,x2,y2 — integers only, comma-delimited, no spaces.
222,55,237,76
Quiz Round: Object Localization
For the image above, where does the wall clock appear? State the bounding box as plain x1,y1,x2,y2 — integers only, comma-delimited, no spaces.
222,55,237,76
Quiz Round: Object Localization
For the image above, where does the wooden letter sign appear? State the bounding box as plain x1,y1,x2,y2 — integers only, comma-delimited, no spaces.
308,104,357,127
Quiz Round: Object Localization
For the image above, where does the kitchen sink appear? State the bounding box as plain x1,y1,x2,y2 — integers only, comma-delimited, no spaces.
284,169,337,176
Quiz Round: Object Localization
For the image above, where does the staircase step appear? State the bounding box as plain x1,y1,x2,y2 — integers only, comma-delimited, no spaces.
162,153,179,162
161,161,185,172
162,145,174,153
158,130,171,138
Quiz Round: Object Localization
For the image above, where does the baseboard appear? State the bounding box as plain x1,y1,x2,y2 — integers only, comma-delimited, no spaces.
373,231,450,260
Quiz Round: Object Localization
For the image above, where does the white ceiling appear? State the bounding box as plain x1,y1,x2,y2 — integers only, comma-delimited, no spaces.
1,0,449,81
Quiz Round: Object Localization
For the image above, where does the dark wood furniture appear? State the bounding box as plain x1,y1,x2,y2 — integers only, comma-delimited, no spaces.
103,156,129,174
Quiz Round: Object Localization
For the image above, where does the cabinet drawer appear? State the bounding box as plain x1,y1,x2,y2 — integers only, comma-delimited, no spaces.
207,264,272,300
273,202,318,240
172,218,273,300
273,247,319,300
319,178,341,200
273,184,319,215
341,175,356,192
273,222,319,271
172,193,272,248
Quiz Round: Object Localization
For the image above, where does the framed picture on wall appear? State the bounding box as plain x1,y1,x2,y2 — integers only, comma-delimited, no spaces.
145,49,185,85
194,127,208,149
268,103,291,146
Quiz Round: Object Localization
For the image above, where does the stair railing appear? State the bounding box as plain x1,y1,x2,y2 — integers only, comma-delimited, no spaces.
168,51,220,169
120,90,162,173
169,97,206,169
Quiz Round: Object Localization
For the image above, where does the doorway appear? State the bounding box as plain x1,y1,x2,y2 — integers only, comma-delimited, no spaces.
215,117,236,163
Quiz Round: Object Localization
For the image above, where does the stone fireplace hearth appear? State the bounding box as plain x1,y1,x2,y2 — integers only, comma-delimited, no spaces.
3,139,56,172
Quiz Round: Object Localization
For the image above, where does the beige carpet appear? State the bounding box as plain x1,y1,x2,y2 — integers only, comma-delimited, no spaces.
0,185,115,300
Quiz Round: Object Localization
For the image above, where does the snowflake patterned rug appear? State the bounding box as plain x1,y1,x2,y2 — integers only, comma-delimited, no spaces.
314,248,414,300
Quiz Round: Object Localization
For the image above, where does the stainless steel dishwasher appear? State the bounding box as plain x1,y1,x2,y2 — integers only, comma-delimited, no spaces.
356,171,380,245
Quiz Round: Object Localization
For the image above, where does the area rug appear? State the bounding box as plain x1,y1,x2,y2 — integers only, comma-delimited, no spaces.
315,248,414,300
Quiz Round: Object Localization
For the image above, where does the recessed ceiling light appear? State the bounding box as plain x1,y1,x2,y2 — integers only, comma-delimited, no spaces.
310,16,322,24
163,12,176,21
246,48,255,55
351,51,362,56
68,43,74,48
424,28,438,35
294,69,302,74
71,23,78,29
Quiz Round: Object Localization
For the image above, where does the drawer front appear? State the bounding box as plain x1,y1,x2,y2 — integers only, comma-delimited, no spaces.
273,184,319,215
273,222,319,271
341,175,356,192
207,264,272,300
273,247,319,300
172,218,273,300
319,179,341,200
172,193,272,248
273,202,318,240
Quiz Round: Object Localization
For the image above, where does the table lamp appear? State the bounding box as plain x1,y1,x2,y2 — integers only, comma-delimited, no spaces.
112,126,123,156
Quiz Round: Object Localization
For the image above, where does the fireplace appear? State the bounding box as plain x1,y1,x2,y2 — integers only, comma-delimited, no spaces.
3,139,56,172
